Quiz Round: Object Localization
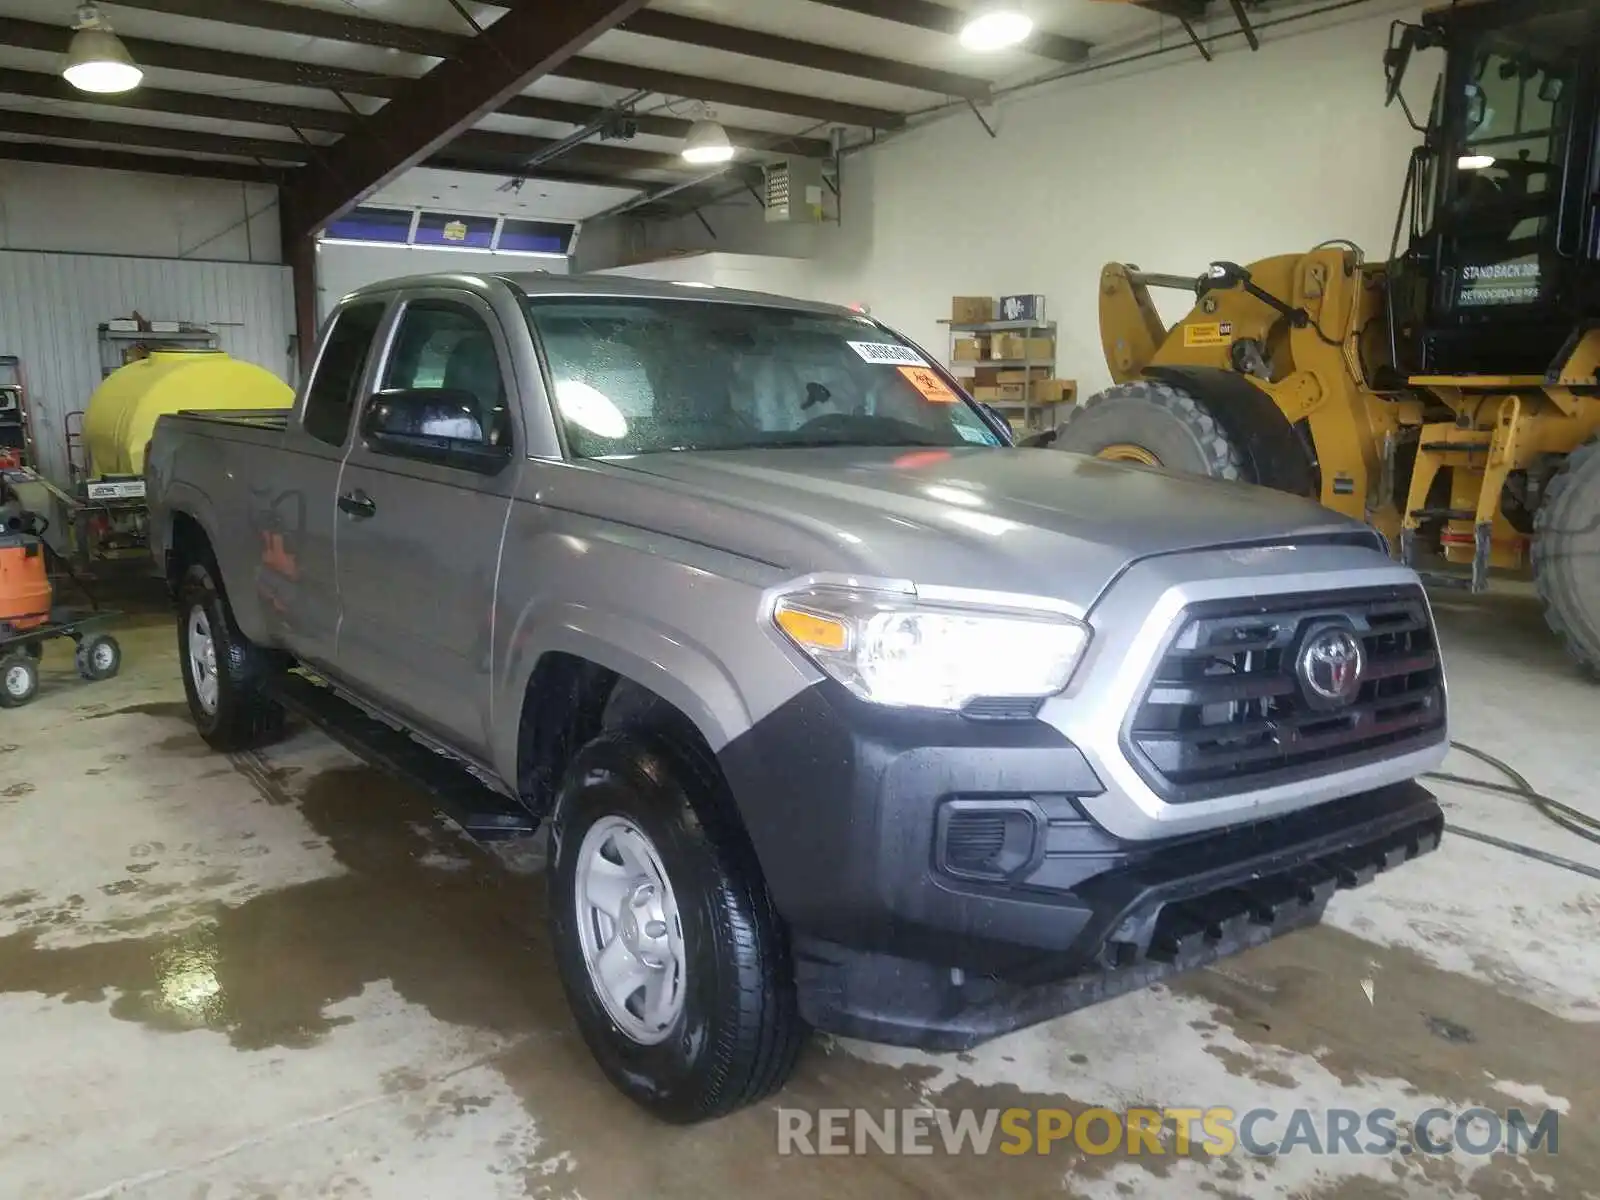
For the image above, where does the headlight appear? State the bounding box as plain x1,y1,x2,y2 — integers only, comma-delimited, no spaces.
772,587,1090,711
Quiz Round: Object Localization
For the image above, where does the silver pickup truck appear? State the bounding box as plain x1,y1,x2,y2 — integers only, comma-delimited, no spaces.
148,273,1448,1122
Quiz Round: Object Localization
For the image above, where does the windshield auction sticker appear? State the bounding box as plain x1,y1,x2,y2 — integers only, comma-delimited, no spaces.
897,365,959,403
848,340,927,366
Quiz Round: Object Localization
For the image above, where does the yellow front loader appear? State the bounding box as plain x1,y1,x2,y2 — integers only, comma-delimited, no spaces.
1056,0,1600,674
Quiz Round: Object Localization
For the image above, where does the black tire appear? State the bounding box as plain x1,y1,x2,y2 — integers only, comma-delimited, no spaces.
547,727,804,1123
0,653,39,707
1533,436,1600,678
176,559,285,750
1055,379,1247,480
75,633,121,682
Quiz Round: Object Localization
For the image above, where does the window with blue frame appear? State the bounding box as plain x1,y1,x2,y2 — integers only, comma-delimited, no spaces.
498,219,574,255
319,207,575,258
414,211,497,249
323,206,413,243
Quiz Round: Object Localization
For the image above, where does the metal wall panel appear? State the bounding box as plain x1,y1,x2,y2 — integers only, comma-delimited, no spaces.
0,250,293,486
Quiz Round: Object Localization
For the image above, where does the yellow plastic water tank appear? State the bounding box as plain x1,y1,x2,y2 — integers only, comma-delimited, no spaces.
83,349,294,478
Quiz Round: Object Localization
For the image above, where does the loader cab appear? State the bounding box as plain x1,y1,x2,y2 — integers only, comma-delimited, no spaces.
1391,0,1600,376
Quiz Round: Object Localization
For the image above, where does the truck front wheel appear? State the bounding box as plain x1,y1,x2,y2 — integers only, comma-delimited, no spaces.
177,561,286,750
547,728,804,1122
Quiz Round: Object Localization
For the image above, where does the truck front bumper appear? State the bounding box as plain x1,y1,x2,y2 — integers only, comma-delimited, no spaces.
716,680,1443,1051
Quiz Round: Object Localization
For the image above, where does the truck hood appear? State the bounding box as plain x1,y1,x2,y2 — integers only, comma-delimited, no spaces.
579,446,1379,611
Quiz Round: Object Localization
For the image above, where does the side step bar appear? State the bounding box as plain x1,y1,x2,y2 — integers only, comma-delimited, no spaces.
266,671,537,840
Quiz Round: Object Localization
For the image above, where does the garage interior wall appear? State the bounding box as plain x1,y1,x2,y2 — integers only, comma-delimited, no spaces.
0,162,293,488
316,242,571,321
611,1,1429,397
0,162,281,263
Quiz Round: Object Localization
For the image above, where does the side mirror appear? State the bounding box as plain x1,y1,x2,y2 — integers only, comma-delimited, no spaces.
1383,21,1440,110
361,387,510,474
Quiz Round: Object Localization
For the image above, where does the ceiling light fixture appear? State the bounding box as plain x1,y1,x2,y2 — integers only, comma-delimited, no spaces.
1457,154,1496,170
959,10,1033,52
62,3,143,94
681,117,735,165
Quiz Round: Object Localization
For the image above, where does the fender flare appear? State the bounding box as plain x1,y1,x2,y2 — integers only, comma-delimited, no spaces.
1145,365,1318,497
491,600,752,785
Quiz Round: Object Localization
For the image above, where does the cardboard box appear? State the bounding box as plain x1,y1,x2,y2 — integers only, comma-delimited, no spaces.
997,368,1049,383
998,293,1047,322
973,383,1028,404
989,334,1050,361
989,333,1023,360
970,366,1003,386
951,295,996,323
1035,378,1076,404
975,379,1076,406
952,337,988,361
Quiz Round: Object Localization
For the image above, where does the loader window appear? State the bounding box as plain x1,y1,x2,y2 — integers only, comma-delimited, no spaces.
1442,12,1583,310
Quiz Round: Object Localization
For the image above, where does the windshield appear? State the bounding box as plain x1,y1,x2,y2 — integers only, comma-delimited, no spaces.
1439,10,1583,309
523,295,1002,456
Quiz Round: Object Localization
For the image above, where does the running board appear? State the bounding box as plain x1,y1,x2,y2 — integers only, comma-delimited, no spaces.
266,671,537,840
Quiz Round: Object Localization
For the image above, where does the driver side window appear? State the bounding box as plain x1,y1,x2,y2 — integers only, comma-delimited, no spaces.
379,300,512,449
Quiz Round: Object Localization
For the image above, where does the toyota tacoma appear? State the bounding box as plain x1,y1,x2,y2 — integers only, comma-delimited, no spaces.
147,273,1448,1123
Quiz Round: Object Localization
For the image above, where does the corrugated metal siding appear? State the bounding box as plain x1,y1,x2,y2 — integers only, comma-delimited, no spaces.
0,250,293,486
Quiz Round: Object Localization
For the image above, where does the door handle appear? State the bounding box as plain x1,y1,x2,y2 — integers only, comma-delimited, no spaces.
338,489,376,519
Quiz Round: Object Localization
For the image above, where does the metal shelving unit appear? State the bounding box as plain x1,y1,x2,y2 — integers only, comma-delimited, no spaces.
939,317,1063,432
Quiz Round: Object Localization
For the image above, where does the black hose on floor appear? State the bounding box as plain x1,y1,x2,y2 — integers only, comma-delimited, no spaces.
1425,740,1600,882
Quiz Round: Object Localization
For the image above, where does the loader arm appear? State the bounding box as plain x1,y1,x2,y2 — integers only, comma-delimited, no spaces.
1099,263,1172,383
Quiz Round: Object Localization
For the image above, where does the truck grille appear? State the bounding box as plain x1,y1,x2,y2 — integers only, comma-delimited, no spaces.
1125,586,1444,802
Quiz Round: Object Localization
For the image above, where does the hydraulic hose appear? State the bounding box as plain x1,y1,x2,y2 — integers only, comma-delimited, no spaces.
1425,740,1600,882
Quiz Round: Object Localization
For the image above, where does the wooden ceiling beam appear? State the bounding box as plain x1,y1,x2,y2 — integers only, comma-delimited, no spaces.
618,9,991,97
0,138,283,183
807,0,1092,64
0,108,309,162
91,1,907,127
280,0,648,237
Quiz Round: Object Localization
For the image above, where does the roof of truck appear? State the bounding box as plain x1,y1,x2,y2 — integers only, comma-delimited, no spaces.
339,271,854,319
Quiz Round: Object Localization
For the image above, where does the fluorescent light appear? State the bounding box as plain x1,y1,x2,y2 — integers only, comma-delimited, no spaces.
1458,154,1496,170
63,5,142,94
682,119,735,164
959,10,1033,52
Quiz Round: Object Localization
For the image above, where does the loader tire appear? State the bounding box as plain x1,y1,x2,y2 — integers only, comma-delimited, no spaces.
1055,379,1247,481
1533,436,1600,679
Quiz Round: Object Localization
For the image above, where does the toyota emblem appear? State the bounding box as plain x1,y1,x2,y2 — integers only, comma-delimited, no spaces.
1297,626,1364,706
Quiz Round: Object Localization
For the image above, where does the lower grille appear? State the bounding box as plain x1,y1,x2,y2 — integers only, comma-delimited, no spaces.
935,800,1041,881
1126,586,1445,802
945,814,1008,871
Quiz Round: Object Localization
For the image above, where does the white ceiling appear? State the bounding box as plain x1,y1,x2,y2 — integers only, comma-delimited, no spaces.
368,167,640,221
0,0,1199,224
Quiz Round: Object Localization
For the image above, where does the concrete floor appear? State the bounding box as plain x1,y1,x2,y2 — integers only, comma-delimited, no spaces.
1,593,1596,1199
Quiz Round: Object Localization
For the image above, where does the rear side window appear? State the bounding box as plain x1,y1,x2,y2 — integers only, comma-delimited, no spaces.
303,301,386,447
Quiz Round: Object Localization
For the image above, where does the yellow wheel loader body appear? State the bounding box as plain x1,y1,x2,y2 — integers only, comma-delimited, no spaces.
1093,255,1600,582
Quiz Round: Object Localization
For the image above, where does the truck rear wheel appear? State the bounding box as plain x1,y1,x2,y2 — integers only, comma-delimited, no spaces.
1055,379,1247,479
1533,437,1600,678
177,561,286,750
547,727,804,1122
